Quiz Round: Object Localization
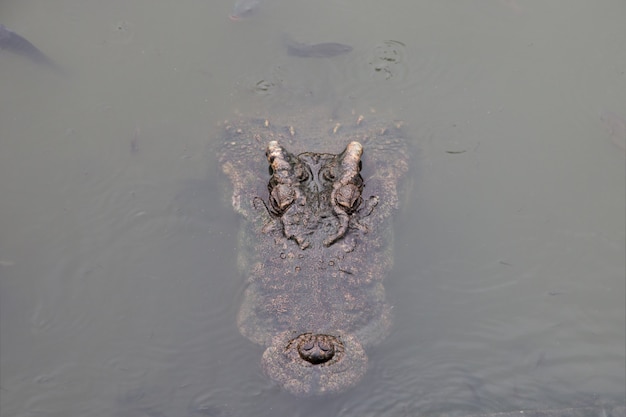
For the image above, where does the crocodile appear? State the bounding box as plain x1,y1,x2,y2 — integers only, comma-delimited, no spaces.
219,110,410,396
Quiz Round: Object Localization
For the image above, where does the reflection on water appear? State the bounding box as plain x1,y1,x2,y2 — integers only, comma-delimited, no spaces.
1,0,624,416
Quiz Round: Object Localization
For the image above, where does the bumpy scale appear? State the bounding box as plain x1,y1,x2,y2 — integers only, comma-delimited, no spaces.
219,111,410,396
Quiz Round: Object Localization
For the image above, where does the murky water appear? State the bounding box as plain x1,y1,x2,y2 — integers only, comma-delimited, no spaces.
1,0,624,416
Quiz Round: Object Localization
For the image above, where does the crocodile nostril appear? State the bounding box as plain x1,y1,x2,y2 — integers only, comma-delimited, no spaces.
297,334,336,364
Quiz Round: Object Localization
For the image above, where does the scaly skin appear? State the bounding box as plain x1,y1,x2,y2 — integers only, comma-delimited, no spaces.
219,110,410,396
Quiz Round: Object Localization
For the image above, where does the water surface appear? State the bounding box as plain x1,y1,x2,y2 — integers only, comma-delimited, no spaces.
1,0,624,416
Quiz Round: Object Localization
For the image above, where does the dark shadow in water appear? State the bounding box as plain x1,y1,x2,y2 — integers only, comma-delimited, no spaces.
0,23,65,73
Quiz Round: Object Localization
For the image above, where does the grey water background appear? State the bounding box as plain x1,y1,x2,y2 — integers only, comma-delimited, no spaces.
1,0,624,416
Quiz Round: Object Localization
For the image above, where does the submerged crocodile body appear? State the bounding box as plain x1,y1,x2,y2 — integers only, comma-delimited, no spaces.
219,110,409,396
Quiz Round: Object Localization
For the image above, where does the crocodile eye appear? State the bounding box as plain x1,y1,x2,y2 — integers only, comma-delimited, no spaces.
322,168,335,181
